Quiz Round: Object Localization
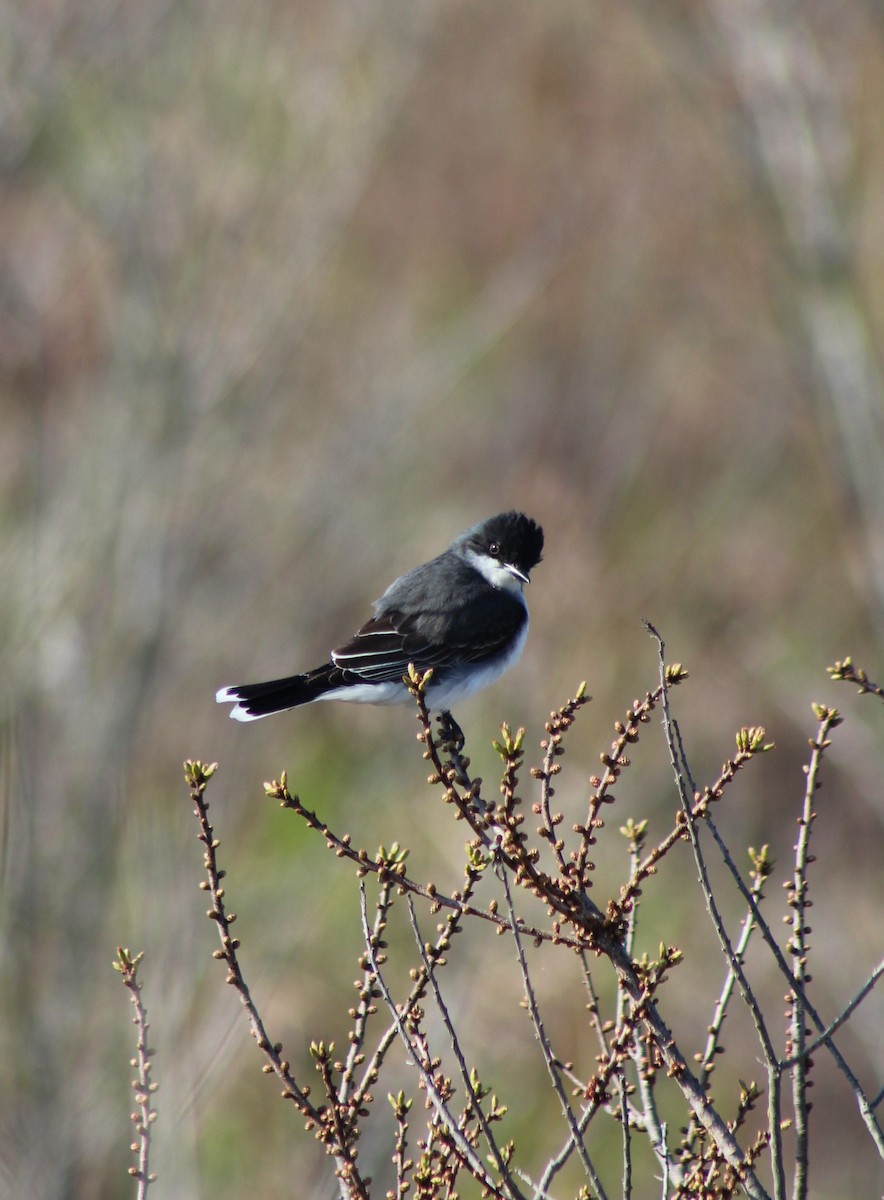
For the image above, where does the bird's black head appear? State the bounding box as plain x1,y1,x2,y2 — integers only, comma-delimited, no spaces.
457,512,544,583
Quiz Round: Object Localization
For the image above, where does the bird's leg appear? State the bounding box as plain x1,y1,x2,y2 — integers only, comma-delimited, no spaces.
435,710,499,832
437,709,465,753
436,709,474,791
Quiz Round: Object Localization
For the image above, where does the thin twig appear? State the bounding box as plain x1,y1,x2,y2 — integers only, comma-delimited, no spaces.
646,624,785,1199
617,734,765,918
533,684,590,878
574,680,685,891
828,657,884,702
703,806,884,1159
579,951,613,1061
184,762,369,1200
788,706,839,1200
698,862,767,1093
405,895,525,1200
114,948,156,1200
540,1004,679,1195
629,1045,679,1189
779,958,884,1069
620,1080,632,1200
339,872,396,1105
545,901,772,1197
615,833,641,1032
186,767,314,1107
351,860,486,1111
616,825,680,1185
390,1091,412,1200
269,773,588,949
357,882,504,1197
499,865,610,1200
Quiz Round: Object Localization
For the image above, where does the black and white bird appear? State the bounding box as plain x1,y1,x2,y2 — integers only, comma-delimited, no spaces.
216,511,544,722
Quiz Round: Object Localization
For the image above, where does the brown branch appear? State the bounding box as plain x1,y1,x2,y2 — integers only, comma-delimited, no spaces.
183,761,369,1200
114,948,157,1200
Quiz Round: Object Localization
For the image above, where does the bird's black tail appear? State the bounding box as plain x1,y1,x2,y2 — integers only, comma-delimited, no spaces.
216,664,337,721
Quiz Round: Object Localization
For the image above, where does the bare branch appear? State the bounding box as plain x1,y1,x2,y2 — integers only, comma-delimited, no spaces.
356,882,504,1197
113,948,157,1200
499,865,610,1200
405,895,524,1200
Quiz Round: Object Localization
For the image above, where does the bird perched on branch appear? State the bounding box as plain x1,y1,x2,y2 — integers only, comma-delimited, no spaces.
216,511,543,722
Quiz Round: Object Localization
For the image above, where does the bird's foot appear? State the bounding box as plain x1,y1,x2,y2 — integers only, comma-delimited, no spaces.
437,709,475,791
437,709,465,753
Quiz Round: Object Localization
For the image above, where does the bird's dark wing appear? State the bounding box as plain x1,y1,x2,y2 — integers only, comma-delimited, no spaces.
331,591,527,683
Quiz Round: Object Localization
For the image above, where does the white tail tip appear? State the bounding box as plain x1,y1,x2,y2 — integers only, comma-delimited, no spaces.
216,686,264,722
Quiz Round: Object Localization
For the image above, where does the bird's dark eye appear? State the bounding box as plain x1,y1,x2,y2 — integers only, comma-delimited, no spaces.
489,541,501,557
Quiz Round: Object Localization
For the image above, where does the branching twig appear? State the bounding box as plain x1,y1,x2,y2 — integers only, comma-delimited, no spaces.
499,865,610,1200
828,657,884,702
180,646,883,1198
531,683,590,878
356,882,504,1197
704,800,884,1160
574,676,687,892
617,820,679,1187
351,858,486,1112
339,868,398,1106
646,621,784,1199
779,958,884,1069
265,770,588,949
389,1090,413,1200
405,895,524,1199
183,761,369,1200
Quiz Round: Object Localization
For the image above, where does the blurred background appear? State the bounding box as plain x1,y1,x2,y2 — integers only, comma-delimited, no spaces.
2,1,883,1196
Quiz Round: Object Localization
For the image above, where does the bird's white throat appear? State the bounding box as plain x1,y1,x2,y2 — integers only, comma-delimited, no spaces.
463,549,527,598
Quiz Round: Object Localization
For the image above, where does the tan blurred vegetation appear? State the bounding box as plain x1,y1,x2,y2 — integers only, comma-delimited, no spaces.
2,0,883,1197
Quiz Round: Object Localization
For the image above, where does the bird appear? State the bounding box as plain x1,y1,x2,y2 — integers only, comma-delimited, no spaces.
216,511,544,722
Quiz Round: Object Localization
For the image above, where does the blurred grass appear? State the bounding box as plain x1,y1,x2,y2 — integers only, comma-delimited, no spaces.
2,0,883,1196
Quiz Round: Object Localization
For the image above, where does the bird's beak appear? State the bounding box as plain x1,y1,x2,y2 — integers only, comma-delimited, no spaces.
505,563,530,585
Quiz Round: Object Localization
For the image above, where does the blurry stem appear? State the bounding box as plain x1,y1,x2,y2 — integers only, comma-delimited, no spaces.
705,0,884,615
114,949,156,1200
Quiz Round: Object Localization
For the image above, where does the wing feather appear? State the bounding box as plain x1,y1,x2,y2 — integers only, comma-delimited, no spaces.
331,594,526,684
